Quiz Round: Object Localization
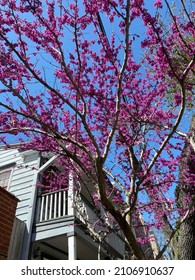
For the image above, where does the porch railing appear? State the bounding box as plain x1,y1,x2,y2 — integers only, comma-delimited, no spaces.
37,189,68,222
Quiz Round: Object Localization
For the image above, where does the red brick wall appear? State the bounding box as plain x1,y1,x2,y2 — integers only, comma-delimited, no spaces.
0,188,19,260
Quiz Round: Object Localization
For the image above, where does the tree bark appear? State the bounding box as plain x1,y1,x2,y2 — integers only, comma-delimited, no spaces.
175,115,195,259
177,215,195,259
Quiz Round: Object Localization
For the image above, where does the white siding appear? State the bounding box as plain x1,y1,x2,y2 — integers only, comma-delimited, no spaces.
0,149,23,167
0,148,40,223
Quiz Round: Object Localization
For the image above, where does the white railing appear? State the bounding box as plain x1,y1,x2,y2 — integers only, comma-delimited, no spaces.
38,189,68,222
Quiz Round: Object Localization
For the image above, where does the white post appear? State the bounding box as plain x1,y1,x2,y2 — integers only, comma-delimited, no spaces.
68,233,77,260
58,191,61,217
67,171,77,260
49,193,53,219
54,192,57,218
68,172,75,216
44,194,48,221
40,195,44,222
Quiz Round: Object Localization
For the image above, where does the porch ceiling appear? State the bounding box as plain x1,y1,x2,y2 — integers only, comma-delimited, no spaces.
32,234,102,260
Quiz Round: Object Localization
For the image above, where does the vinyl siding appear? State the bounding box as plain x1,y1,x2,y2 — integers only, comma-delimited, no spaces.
0,149,23,167
0,148,40,223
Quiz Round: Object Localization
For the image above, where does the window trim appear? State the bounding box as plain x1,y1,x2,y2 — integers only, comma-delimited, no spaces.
0,164,15,190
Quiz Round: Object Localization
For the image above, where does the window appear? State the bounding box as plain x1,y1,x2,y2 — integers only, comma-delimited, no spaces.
0,169,12,189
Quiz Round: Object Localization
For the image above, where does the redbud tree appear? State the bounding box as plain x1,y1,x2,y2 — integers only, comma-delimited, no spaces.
0,0,194,259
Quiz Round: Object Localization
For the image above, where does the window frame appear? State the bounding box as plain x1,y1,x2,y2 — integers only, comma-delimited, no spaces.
0,164,15,190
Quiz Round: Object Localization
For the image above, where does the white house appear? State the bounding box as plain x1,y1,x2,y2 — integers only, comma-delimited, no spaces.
0,146,125,260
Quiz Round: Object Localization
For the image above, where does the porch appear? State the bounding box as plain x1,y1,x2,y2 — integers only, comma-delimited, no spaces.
31,188,125,259
31,231,109,260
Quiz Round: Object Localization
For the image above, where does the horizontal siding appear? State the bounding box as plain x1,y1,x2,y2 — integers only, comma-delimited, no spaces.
0,149,23,167
10,176,35,189
0,148,40,223
17,197,32,209
32,216,75,241
10,185,32,196
0,149,19,158
10,167,37,193
15,211,29,223
15,191,33,202
12,167,36,177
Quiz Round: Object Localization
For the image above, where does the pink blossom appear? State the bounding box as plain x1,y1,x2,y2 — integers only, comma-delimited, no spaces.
154,0,162,9
0,0,194,260
174,93,182,106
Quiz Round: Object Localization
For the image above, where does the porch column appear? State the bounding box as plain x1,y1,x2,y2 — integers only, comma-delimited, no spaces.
68,172,75,216
67,171,77,259
68,233,77,260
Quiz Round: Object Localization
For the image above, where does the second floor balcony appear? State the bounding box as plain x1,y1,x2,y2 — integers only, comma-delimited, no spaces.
32,188,125,257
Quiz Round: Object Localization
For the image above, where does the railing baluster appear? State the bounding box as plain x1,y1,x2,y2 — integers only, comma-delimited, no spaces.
63,191,66,216
35,193,41,223
38,189,69,222
54,192,57,218
40,195,45,222
58,191,61,217
44,194,49,221
49,193,53,219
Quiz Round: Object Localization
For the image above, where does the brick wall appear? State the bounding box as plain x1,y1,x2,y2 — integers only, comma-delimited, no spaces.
0,188,19,260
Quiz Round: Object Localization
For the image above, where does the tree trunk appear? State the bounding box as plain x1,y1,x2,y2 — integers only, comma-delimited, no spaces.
177,215,195,259
175,115,195,259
